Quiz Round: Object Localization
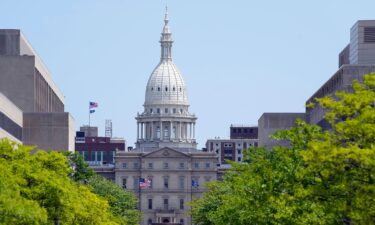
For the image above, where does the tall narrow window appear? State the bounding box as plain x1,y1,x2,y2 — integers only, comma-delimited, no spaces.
163,177,169,189
156,127,161,139
148,199,153,209
164,126,169,138
180,199,184,210
172,126,176,138
163,199,169,210
179,176,185,189
122,178,127,189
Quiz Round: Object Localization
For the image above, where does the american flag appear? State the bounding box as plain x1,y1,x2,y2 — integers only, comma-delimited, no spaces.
89,101,98,109
139,178,151,189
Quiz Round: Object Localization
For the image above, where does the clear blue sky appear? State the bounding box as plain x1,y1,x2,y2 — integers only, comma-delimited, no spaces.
1,1,374,148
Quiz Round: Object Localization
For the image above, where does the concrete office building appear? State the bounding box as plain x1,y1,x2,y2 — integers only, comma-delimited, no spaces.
306,20,375,127
115,10,217,225
258,113,306,148
257,20,375,147
0,29,75,151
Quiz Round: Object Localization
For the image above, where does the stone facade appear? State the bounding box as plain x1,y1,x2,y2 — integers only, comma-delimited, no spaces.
115,148,217,225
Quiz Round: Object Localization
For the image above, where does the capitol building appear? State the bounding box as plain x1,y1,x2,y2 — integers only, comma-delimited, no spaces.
115,9,217,225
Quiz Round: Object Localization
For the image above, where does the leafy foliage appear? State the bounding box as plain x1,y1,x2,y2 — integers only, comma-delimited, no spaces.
191,73,375,225
0,140,136,225
88,175,140,225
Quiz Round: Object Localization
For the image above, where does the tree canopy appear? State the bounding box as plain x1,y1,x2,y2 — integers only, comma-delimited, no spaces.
0,140,139,225
191,73,375,225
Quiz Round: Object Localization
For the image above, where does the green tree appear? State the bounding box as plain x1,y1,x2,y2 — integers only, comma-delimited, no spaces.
191,73,375,225
88,175,140,225
65,152,141,224
0,139,120,225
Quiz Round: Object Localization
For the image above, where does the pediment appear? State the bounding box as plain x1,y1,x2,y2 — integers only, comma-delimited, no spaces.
143,147,190,159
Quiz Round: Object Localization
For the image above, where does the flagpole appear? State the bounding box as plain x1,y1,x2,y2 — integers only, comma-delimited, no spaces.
89,109,91,128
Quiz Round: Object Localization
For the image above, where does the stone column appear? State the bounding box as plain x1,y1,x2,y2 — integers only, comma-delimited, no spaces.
141,123,144,140
180,122,183,140
151,122,154,140
160,121,163,140
137,122,139,140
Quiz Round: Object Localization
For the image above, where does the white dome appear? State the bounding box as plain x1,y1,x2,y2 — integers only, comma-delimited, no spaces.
144,60,188,106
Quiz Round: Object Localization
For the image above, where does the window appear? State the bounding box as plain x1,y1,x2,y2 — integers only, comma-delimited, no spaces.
180,219,184,225
163,162,169,169
148,219,152,225
179,162,185,169
180,199,184,210
238,143,241,147
122,178,127,189
238,157,242,162
364,26,375,43
150,108,153,113
164,126,169,138
148,199,153,209
156,126,161,138
172,126,176,138
109,151,114,163
194,162,199,168
157,108,160,114
151,87,154,91
205,162,210,168
163,199,169,210
237,149,241,154
179,176,185,189
90,151,96,161
133,162,139,169
122,163,127,168
157,87,160,91
180,108,183,114
148,162,153,169
173,87,176,91
148,177,153,189
165,108,168,113
163,177,169,189
97,151,102,161
173,108,177,113
179,87,182,92
82,151,88,161
165,86,168,91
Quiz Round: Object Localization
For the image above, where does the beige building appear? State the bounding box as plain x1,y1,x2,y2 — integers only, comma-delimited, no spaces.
0,29,75,151
115,9,217,225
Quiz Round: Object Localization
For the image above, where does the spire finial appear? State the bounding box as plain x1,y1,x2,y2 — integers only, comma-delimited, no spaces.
164,5,169,24
160,6,173,61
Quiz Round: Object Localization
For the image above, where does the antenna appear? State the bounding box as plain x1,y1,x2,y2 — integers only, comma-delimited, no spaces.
105,119,112,138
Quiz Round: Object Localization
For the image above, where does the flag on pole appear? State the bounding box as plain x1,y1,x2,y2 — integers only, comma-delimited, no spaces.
89,101,98,109
192,180,199,188
139,178,151,189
